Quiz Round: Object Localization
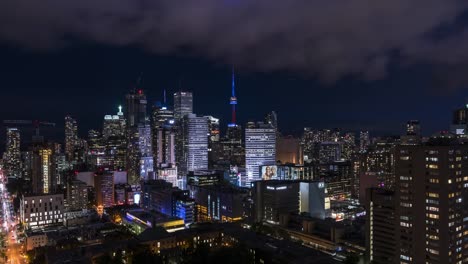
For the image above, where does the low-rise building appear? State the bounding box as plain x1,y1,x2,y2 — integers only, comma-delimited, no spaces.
20,193,64,229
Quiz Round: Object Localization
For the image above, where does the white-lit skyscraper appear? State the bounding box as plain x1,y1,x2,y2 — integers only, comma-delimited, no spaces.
103,106,126,139
152,103,176,168
4,128,21,178
174,91,193,120
245,122,276,186
180,114,208,175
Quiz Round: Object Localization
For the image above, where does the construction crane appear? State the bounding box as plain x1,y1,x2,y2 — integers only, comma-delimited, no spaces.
3,120,56,142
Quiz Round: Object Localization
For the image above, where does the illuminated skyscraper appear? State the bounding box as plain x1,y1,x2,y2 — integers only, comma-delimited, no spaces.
65,116,78,161
173,91,193,120
102,106,126,170
125,88,152,185
245,122,276,186
152,101,176,169
4,127,21,178
31,146,53,194
178,114,208,176
103,106,126,139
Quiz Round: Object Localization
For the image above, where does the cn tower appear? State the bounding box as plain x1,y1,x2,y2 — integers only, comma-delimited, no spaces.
229,67,237,127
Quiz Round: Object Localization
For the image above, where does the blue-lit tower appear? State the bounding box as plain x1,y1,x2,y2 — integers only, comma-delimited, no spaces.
229,68,238,127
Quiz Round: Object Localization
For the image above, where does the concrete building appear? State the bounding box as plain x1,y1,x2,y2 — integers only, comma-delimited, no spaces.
20,194,64,228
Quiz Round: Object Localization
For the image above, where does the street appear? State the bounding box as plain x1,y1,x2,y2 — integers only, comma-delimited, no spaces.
0,170,25,264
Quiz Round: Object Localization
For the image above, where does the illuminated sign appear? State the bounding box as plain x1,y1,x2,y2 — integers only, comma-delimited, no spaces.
261,165,278,180
134,193,141,205
266,186,287,190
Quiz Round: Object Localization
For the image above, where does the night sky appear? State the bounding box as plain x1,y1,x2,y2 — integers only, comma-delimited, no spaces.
1,1,468,144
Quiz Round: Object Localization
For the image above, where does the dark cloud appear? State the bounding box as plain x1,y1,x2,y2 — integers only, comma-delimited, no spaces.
1,0,468,83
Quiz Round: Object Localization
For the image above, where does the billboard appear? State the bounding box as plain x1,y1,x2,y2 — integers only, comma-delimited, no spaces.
261,165,278,180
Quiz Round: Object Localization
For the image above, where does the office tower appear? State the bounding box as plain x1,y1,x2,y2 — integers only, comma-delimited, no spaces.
365,188,396,264
125,88,150,185
101,107,127,170
103,106,126,139
206,116,221,168
178,114,208,176
126,89,147,128
173,91,193,120
4,127,21,178
20,194,64,228
66,180,88,211
245,122,276,186
359,131,370,153
94,171,114,208
139,124,154,180
65,116,78,161
394,138,468,264
86,129,104,169
225,125,245,166
151,102,176,168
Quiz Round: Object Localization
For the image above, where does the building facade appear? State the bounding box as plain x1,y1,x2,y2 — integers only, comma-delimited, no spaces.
245,123,276,186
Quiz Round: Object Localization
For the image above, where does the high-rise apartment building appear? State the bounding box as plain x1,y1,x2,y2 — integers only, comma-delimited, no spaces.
393,139,468,264
245,122,276,186
173,91,193,120
66,180,88,211
65,116,78,161
31,146,53,194
366,188,397,264
4,127,21,178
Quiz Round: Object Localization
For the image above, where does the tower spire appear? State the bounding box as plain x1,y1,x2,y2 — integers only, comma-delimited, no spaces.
232,66,236,97
229,66,238,127
163,89,167,105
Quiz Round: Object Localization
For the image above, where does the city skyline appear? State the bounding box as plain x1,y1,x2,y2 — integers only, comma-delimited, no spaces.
1,44,467,144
